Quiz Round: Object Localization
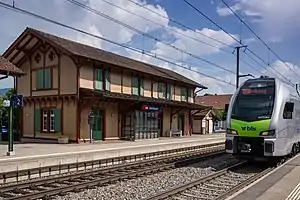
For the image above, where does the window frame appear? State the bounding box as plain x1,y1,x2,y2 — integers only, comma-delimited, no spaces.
181,87,188,102
40,108,57,133
132,76,144,96
283,102,294,119
158,82,167,99
94,68,111,91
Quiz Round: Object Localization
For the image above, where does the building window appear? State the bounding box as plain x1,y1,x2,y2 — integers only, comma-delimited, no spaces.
132,76,144,96
94,68,110,91
35,108,61,133
181,87,187,101
139,78,144,96
37,69,51,89
158,83,166,98
104,70,110,91
42,110,48,132
132,76,139,95
166,84,172,100
187,88,194,102
50,109,55,132
95,69,103,90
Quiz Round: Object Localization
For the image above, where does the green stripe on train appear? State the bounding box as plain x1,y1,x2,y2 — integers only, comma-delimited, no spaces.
230,119,271,137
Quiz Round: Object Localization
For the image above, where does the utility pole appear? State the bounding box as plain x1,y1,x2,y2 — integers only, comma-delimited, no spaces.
235,45,254,89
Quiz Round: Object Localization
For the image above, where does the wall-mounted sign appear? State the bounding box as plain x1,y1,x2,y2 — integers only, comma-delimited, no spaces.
141,105,159,111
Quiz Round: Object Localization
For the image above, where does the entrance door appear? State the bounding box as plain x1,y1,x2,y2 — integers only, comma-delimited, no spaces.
93,109,103,140
178,114,184,133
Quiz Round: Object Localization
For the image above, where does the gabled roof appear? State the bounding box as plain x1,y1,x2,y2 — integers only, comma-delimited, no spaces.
195,94,232,109
0,56,24,76
3,27,207,89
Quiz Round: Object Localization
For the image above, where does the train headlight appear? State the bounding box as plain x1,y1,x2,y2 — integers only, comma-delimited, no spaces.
260,129,276,136
226,128,238,135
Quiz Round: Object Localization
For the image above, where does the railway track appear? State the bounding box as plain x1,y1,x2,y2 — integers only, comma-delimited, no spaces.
144,161,277,200
0,142,224,184
0,143,228,200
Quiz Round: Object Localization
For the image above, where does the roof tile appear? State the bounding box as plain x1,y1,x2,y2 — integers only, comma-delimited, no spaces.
195,94,232,109
29,28,207,88
0,56,24,76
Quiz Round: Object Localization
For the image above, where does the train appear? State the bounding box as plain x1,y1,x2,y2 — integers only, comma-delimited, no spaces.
225,76,300,161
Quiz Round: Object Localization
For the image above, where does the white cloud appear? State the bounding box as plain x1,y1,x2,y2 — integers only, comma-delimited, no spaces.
216,4,241,17
263,61,300,84
152,27,239,59
1,0,298,95
216,0,300,40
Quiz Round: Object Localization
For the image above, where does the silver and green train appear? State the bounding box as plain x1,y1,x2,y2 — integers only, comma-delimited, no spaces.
225,76,300,161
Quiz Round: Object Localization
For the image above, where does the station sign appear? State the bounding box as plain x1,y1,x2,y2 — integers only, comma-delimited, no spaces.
141,105,159,111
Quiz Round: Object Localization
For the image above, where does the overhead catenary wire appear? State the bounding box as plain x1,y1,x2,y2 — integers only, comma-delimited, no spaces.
221,0,300,78
127,0,283,82
95,0,257,79
65,0,236,75
0,1,236,87
98,0,233,55
181,0,294,85
126,0,234,48
126,0,265,79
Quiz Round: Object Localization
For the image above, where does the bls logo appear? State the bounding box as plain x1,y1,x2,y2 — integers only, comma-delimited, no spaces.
241,126,256,131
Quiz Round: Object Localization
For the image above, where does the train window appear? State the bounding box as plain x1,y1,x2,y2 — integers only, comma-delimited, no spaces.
283,102,294,119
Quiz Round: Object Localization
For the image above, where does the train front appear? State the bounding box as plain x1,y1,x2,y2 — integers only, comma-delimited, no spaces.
225,78,276,160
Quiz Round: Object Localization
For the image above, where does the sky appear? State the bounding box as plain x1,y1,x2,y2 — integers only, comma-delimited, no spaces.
0,0,300,95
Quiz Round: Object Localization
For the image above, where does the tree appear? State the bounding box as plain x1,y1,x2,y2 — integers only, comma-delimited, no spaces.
213,109,225,121
0,88,21,140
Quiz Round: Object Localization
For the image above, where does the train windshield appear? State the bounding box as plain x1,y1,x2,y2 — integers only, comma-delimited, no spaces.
231,80,275,122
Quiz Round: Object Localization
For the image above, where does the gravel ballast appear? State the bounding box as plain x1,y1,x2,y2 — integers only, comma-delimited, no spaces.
54,154,239,200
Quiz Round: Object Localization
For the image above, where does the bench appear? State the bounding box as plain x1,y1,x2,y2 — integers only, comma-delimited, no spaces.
169,130,183,138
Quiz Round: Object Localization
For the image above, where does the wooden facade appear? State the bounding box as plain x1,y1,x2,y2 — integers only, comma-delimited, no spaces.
3,28,208,142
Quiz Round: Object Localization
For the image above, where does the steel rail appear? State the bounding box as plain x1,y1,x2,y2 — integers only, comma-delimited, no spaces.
144,158,289,200
0,142,224,184
0,145,226,199
143,161,248,200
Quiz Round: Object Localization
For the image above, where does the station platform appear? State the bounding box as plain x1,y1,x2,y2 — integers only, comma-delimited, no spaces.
0,133,225,174
227,154,300,200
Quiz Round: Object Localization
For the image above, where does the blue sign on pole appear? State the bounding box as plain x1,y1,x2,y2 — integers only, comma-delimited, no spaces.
11,95,23,107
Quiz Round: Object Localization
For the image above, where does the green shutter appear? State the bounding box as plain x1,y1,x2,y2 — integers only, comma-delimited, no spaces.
187,89,191,100
34,109,41,131
158,83,163,98
54,108,61,132
167,84,172,100
132,77,138,95
95,69,103,90
139,78,144,96
105,70,110,91
181,88,187,101
44,69,51,88
37,70,44,89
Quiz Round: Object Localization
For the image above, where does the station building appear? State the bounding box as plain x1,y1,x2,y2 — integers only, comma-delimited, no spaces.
3,27,208,142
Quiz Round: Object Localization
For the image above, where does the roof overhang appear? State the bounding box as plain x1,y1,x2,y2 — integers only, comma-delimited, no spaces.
0,56,25,77
79,88,208,110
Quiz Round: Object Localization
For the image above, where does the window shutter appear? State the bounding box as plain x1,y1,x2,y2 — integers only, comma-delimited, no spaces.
37,70,44,89
187,89,191,99
95,69,103,90
132,77,138,95
34,109,41,131
167,84,172,100
139,78,144,96
105,70,110,91
181,88,187,101
44,69,51,88
54,108,61,132
158,83,163,98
